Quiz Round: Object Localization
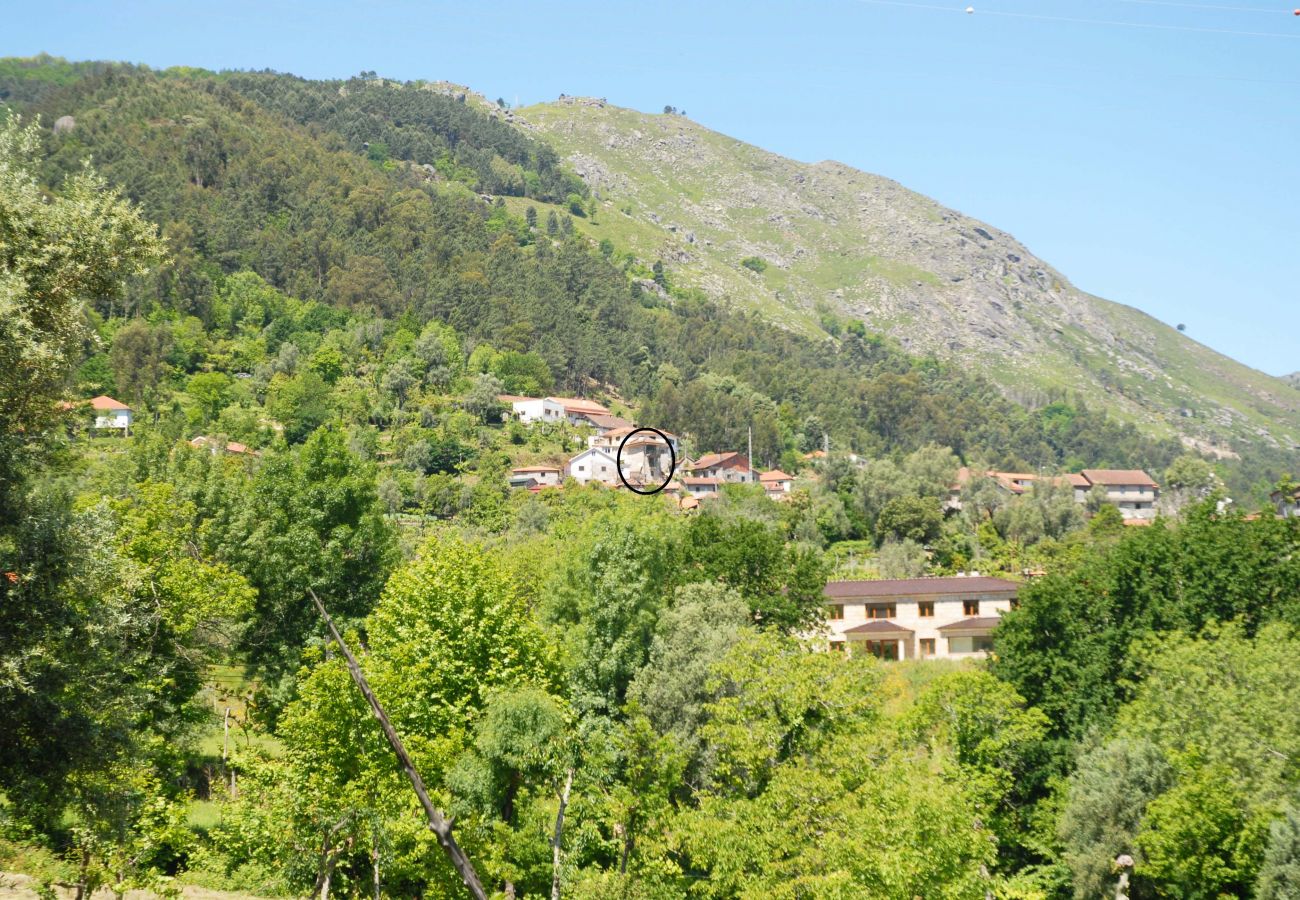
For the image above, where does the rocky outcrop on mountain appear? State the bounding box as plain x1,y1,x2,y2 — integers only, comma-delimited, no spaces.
516,99,1300,451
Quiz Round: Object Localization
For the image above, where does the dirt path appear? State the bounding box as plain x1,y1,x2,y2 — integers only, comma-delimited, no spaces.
0,873,271,900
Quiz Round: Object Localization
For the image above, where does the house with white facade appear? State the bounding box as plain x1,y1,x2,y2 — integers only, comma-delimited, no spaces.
567,447,619,485
89,396,132,432
821,576,1020,660
501,395,566,425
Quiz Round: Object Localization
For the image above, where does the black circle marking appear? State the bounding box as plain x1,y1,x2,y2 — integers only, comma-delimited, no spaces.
615,427,677,496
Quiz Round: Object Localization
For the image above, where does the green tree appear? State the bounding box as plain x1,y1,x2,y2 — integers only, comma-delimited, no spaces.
227,427,397,698
0,115,163,483
110,320,174,413
188,370,233,422
1257,799,1300,900
875,494,943,545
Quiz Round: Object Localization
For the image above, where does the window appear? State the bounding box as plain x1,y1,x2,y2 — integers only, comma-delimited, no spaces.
918,601,935,618
963,599,980,616
829,640,845,652
577,465,585,472
827,605,844,621
867,603,896,619
919,638,936,657
1010,597,1020,610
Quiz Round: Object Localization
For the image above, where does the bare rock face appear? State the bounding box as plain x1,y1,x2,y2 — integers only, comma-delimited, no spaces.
52,115,76,134
514,101,1300,450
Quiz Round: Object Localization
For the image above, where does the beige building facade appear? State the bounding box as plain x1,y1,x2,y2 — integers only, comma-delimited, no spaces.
822,576,1020,661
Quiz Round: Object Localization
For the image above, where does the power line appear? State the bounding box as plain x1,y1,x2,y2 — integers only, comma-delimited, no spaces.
1110,0,1288,13
852,0,1300,37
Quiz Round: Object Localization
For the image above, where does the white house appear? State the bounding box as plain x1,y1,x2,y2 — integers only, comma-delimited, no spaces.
501,395,565,425
821,576,1021,661
567,447,620,485
89,395,132,432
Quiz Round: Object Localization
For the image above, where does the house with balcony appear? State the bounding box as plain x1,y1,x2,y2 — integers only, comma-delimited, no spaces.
1077,469,1160,520
821,576,1020,660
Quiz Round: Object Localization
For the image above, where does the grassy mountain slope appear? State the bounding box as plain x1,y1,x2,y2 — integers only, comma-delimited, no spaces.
513,98,1300,451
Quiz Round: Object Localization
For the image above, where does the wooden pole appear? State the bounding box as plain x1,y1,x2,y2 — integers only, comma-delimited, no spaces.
551,768,574,900
308,588,488,900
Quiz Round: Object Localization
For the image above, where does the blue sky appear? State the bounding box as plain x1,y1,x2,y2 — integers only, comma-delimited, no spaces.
6,0,1299,375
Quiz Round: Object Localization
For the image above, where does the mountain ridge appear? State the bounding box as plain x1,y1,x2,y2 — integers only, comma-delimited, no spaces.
507,96,1300,453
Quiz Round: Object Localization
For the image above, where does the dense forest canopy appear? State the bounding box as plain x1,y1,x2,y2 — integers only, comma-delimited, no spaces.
3,56,1300,900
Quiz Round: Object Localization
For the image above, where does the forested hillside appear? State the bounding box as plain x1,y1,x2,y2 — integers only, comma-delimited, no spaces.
4,57,1300,900
3,58,1292,491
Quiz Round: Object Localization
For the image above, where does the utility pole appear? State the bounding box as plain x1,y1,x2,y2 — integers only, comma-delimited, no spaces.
308,588,488,900
748,425,754,481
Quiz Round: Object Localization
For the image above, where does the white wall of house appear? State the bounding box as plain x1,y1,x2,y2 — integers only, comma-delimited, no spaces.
95,409,132,430
823,590,1017,661
567,448,619,485
512,398,565,424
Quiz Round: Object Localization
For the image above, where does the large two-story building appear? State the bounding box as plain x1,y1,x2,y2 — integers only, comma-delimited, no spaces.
822,576,1021,660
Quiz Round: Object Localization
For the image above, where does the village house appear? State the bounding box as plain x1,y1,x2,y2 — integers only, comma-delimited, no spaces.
759,469,794,499
1076,469,1160,520
948,466,1159,521
821,576,1021,661
509,466,562,490
577,413,635,436
551,396,612,425
566,447,619,485
686,451,756,483
680,476,722,499
87,395,132,432
500,395,565,425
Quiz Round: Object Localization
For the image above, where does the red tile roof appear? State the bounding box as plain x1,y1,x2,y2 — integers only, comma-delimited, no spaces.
842,620,915,636
682,476,722,486
760,469,793,482
89,395,130,411
824,576,1020,601
691,452,748,470
498,394,536,403
549,397,610,415
512,466,561,473
1080,469,1159,488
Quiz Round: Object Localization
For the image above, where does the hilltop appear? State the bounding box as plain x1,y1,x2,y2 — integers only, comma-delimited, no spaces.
510,97,1300,452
